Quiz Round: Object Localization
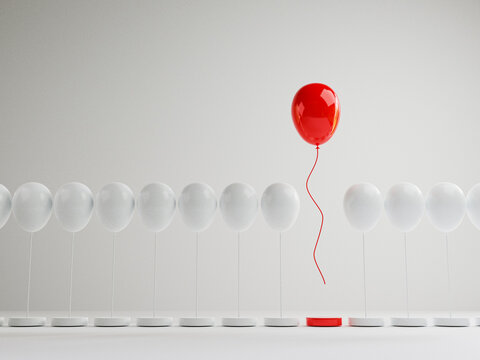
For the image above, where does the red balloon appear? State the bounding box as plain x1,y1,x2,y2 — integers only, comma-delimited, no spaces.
291,83,340,146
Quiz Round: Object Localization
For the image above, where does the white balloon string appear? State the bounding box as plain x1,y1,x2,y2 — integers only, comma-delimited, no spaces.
279,232,283,319
111,232,116,318
26,232,33,318
237,232,240,318
195,232,199,318
153,232,157,318
445,233,452,318
362,232,367,318
69,232,75,318
404,232,410,318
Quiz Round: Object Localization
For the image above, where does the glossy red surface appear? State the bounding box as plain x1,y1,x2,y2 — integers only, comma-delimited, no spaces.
306,317,343,327
291,83,340,146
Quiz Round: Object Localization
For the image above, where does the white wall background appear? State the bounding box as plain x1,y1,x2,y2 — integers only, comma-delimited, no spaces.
0,0,480,316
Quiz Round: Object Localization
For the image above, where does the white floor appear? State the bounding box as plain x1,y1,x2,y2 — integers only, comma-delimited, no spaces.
1,314,480,359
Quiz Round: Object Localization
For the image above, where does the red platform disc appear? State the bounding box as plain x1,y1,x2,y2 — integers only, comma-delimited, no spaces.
306,317,342,327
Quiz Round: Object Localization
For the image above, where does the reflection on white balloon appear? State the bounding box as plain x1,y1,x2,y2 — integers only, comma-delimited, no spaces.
13,182,53,232
178,183,217,232
138,183,176,232
384,183,424,233
96,183,135,232
0,184,12,229
261,183,300,232
467,184,480,231
344,183,382,232
426,183,465,233
54,182,94,233
220,183,258,232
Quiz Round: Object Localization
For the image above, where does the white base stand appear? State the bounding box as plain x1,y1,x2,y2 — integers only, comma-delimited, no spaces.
222,317,256,327
136,317,173,327
8,317,46,327
348,317,384,327
94,317,130,327
391,317,427,327
51,317,88,327
264,317,299,327
179,317,214,327
434,317,470,327
474,318,480,326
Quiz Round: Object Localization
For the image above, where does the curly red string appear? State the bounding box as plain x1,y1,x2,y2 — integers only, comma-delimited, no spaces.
306,146,326,285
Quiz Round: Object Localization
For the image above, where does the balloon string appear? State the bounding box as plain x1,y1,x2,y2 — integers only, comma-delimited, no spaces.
306,146,326,285
111,232,116,318
26,232,33,318
69,232,75,318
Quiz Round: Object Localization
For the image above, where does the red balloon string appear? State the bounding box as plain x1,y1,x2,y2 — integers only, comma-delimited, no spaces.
306,146,326,285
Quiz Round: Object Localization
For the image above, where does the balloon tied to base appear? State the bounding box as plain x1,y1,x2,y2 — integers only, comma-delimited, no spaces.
344,184,384,327
291,83,341,326
94,183,135,327
136,183,176,327
261,183,300,327
178,183,217,327
51,182,93,327
426,183,469,327
219,183,258,327
9,183,52,327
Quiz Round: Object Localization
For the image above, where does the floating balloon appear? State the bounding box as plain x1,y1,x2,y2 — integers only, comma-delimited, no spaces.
467,184,480,230
178,183,217,232
291,83,340,291
0,184,12,229
384,183,424,232
344,183,382,232
426,183,465,233
137,183,176,232
220,183,258,232
96,183,135,232
261,183,300,232
54,182,94,233
13,182,53,232
291,83,340,146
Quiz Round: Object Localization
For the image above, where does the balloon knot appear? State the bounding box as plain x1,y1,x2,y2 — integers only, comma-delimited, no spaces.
315,146,319,150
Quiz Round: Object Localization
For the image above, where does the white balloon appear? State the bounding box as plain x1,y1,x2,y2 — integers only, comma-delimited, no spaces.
138,183,176,232
220,183,258,232
261,183,300,232
96,182,135,232
344,183,382,232
426,182,465,233
384,183,424,232
0,185,12,229
467,184,480,230
178,183,217,232
12,182,53,232
54,182,94,233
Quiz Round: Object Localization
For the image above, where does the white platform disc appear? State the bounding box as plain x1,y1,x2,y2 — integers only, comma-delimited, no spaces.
474,318,480,326
264,317,299,327
434,317,470,327
136,317,173,327
391,317,427,327
179,317,214,327
348,317,384,327
222,317,256,327
94,317,131,327
51,317,88,327
8,317,46,327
